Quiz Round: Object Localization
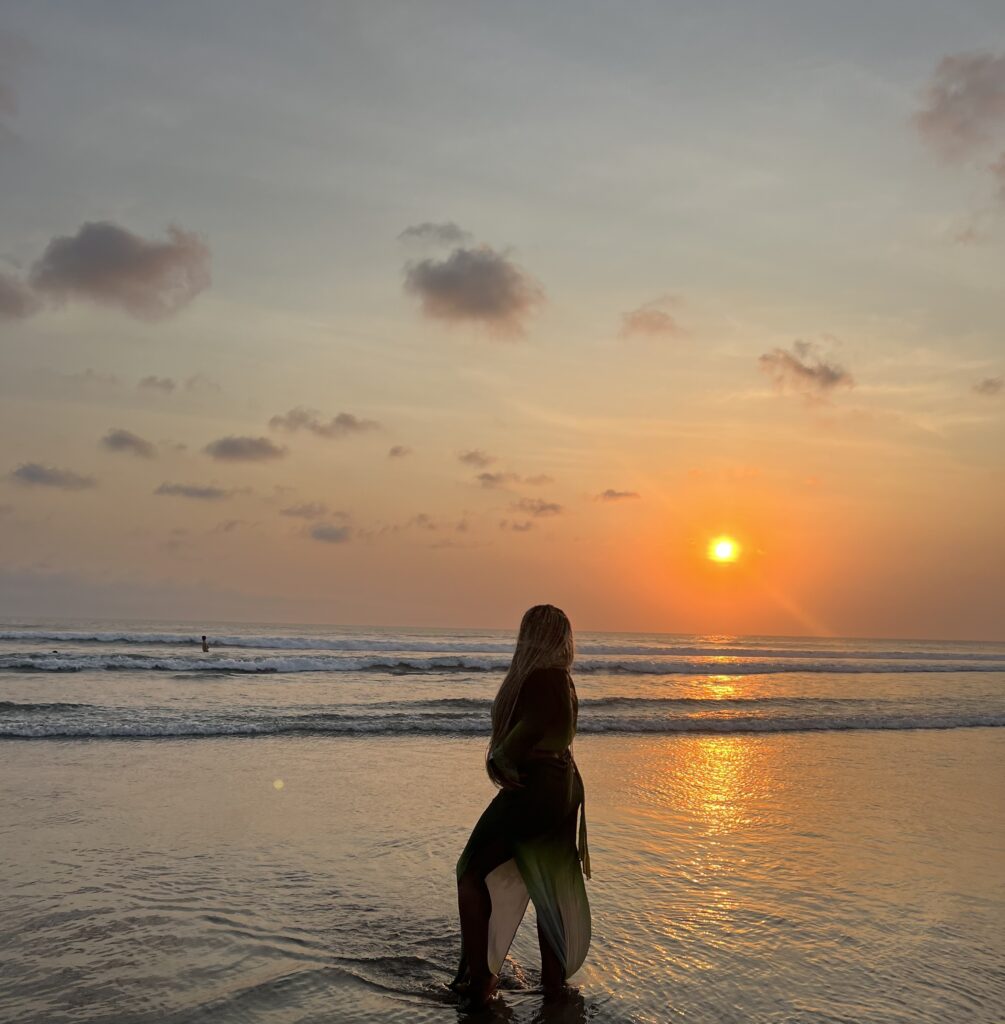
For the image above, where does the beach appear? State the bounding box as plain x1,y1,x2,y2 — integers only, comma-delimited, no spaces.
1,624,1003,1022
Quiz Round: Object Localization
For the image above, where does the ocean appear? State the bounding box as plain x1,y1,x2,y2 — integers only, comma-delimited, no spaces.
1,621,1003,1022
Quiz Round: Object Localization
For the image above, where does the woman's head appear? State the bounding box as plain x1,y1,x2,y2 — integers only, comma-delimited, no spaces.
513,604,574,672
486,604,574,786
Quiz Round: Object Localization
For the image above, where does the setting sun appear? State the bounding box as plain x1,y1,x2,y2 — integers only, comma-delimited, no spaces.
708,536,741,563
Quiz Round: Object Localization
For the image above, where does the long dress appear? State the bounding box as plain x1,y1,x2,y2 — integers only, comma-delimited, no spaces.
453,666,591,985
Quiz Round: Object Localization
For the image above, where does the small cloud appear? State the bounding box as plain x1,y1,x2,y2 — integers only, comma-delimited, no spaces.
759,340,854,399
310,523,351,544
499,519,534,532
101,428,156,459
0,270,39,320
408,513,438,531
620,303,684,339
404,245,543,335
10,463,96,490
458,449,496,468
523,474,553,486
511,497,562,518
597,489,640,501
477,471,520,489
204,436,287,461
973,376,1003,396
212,519,245,533
398,221,472,246
138,375,176,393
154,482,230,500
29,221,211,321
185,374,221,393
914,52,1005,161
280,501,329,520
269,407,380,439
388,445,412,458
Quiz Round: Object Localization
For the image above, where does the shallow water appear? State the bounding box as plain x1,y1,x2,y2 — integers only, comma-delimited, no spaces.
2,729,1003,1023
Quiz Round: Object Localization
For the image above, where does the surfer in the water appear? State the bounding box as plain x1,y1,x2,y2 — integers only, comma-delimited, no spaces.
452,604,591,1008
201,635,209,653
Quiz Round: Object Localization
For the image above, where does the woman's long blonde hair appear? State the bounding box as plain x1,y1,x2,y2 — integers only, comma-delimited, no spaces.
486,604,574,786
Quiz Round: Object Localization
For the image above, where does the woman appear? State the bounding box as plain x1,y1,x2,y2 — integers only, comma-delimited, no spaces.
452,604,591,1008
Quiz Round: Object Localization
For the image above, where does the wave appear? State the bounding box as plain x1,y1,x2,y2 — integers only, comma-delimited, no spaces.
2,630,1002,662
1,710,1001,739
2,651,1003,676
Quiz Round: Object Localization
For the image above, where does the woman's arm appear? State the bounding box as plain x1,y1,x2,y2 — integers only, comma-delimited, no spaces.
491,668,568,782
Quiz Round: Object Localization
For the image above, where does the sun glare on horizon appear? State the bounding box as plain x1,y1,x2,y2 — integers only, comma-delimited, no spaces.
708,536,741,563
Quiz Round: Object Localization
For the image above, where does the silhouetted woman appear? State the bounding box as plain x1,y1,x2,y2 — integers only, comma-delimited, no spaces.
452,604,591,1008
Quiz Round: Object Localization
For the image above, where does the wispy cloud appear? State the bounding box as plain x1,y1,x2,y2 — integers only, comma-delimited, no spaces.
398,221,472,246
759,340,854,399
154,482,230,500
477,471,520,489
101,428,156,459
499,519,534,532
914,51,1005,160
620,298,684,339
269,408,379,438
404,245,543,335
973,376,1003,396
458,449,496,468
511,497,562,517
0,270,39,320
10,463,96,490
597,489,640,501
204,436,286,461
138,375,176,393
29,221,211,321
388,445,412,458
310,523,351,544
280,501,329,520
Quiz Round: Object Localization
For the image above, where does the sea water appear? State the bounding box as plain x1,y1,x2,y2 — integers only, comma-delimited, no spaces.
1,621,1003,1022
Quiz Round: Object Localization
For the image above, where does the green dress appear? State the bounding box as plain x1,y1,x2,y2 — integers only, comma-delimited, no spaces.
453,666,591,984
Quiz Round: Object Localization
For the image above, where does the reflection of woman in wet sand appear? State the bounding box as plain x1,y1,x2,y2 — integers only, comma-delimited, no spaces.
452,605,591,1009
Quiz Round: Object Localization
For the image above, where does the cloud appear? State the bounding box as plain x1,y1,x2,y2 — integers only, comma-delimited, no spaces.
758,340,854,398
620,306,683,339
499,519,534,532
914,52,1005,161
269,407,380,439
404,245,543,334
154,482,230,500
138,375,176,393
0,270,39,320
523,474,553,486
597,489,640,501
10,462,96,490
511,497,562,517
204,436,286,462
101,428,156,459
388,445,412,458
28,221,210,321
458,449,496,468
973,376,1003,396
212,519,246,534
310,523,351,544
992,151,1005,200
477,471,520,489
280,501,329,519
398,221,472,245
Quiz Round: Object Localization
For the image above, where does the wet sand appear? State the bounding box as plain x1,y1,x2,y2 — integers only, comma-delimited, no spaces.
2,729,1003,1023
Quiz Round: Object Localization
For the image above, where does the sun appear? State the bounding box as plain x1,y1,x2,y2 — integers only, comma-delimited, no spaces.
708,536,740,563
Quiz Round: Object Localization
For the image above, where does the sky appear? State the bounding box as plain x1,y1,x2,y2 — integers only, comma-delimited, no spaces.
0,1,1003,639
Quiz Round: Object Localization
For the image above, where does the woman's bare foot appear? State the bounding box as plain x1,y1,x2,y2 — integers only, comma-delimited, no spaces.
460,972,499,1009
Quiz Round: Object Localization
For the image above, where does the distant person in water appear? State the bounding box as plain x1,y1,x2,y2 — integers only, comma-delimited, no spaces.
201,635,209,653
451,604,591,1009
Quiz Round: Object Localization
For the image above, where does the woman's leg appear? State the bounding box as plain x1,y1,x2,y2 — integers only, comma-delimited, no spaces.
456,836,512,995
537,917,565,991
